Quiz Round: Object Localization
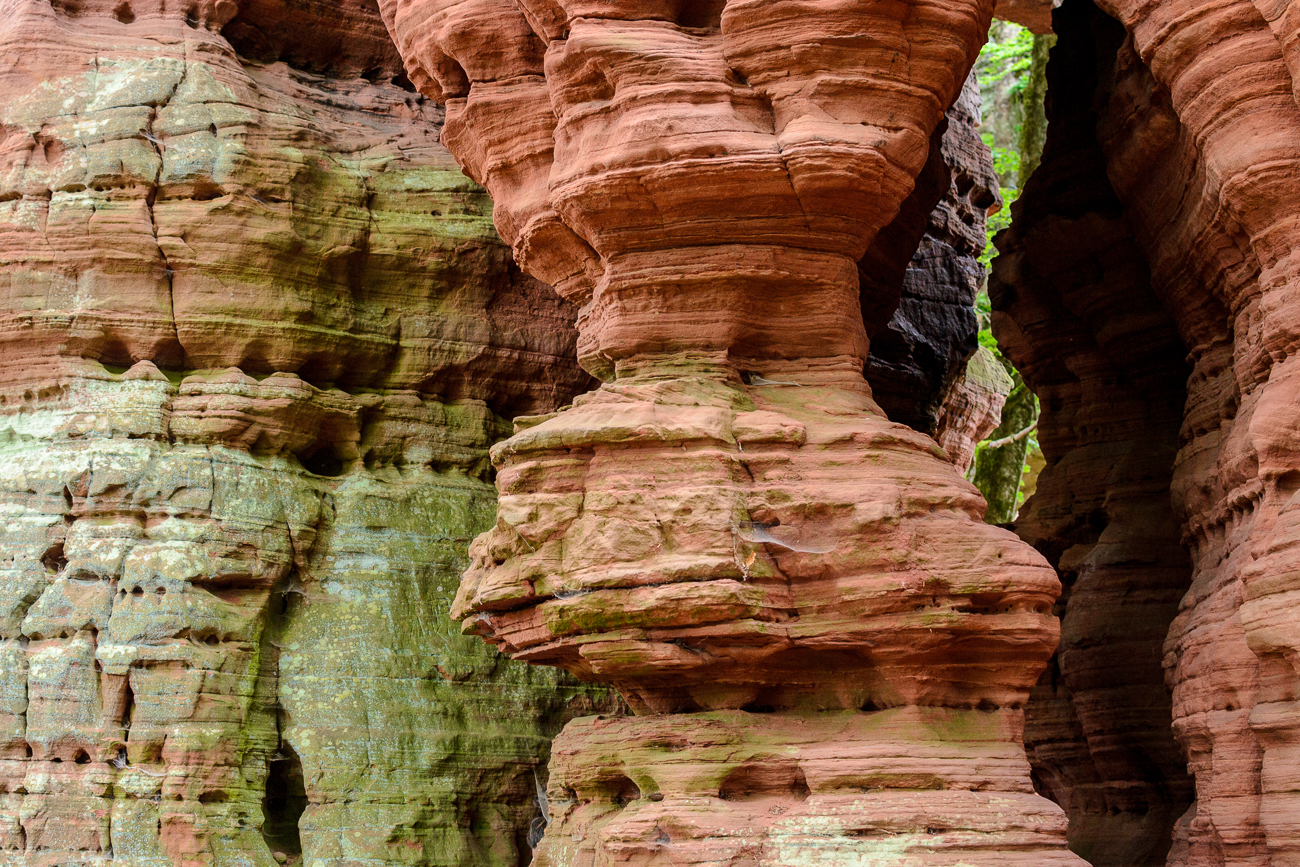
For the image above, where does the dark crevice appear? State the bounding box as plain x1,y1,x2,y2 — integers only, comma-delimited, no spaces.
41,542,66,574
678,0,725,29
121,675,135,731
261,743,307,860
300,449,346,478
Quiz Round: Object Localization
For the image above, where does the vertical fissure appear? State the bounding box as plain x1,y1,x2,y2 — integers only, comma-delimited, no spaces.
261,741,307,862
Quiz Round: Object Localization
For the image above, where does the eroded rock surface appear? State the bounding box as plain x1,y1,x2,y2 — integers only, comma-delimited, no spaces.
0,1,608,864
994,10,1194,862
996,0,1300,863
381,1,1084,863
862,72,1006,440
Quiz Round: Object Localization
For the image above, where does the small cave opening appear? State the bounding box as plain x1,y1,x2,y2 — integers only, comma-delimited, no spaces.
300,448,346,478
718,761,809,801
597,774,641,808
677,0,726,29
41,542,66,574
261,743,307,860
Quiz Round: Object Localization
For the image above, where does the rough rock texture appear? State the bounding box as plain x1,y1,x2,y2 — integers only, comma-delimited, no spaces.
934,346,1014,476
994,10,1195,861
997,0,1061,33
863,73,1005,439
996,0,1300,863
381,1,1085,863
0,1,611,864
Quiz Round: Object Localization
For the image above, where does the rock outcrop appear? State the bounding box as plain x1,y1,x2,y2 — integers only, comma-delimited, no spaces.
996,0,1300,863
22,0,1300,863
381,1,1084,863
993,9,1195,862
863,73,1005,443
0,1,611,864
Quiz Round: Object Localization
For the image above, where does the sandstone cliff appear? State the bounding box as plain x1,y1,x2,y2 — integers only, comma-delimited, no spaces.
22,0,1300,864
996,0,1300,864
0,1,611,865
381,1,1083,864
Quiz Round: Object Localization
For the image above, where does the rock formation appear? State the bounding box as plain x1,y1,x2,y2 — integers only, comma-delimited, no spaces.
863,73,1006,445
21,0,1300,863
935,345,1015,476
0,1,613,864
380,0,1084,863
995,0,1300,863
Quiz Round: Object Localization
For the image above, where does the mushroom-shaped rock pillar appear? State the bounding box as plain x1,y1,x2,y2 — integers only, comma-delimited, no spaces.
380,1,1089,863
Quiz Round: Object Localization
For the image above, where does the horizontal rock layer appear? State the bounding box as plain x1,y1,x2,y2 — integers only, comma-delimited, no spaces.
0,1,611,864
539,707,1079,867
997,0,1300,863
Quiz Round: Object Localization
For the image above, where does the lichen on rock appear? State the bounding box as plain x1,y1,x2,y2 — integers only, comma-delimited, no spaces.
0,1,611,864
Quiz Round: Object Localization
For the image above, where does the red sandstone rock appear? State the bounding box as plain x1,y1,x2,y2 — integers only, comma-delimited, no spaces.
382,1,1084,863
994,0,1300,863
997,0,1060,32
935,346,1014,475
0,1,604,864
539,708,1077,867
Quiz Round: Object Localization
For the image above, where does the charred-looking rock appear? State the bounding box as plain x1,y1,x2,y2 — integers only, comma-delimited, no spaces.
862,73,1003,439
997,0,1300,864
0,0,612,864
380,1,1083,863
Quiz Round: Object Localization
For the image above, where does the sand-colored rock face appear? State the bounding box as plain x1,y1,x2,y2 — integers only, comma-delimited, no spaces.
0,1,612,864
381,1,1083,863
995,0,1300,864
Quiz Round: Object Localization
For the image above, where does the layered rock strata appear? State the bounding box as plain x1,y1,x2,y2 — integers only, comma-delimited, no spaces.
381,0,1085,863
0,1,608,864
863,73,1005,442
996,0,1300,863
993,8,1194,861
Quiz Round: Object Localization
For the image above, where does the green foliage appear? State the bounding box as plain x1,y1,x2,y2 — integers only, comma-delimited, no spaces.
975,22,1036,271
969,22,1050,517
975,26,1036,100
974,288,1000,356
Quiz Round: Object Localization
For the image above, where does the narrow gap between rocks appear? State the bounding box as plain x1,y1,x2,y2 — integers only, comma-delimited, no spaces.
261,743,307,862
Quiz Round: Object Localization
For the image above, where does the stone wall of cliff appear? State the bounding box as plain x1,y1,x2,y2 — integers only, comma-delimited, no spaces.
997,0,1300,864
0,1,614,865
379,1,1086,865
19,0,1300,864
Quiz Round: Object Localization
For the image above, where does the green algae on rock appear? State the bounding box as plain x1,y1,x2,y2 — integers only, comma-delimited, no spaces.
0,2,609,864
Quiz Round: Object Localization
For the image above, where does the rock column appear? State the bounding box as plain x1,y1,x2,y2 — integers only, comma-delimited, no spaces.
993,0,1300,863
381,1,1089,862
